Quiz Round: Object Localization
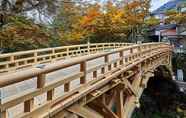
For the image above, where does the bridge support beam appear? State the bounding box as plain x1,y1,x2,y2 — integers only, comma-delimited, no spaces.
67,104,103,118
116,88,126,118
88,99,118,118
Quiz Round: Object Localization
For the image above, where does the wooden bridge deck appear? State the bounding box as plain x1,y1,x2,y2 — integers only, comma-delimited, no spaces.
0,43,172,118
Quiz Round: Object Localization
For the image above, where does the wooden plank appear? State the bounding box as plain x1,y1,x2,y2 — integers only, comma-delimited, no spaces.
1,73,83,111
101,103,119,118
67,105,103,118
122,79,137,96
0,110,6,118
80,62,87,84
52,110,70,118
116,89,125,118
37,74,46,88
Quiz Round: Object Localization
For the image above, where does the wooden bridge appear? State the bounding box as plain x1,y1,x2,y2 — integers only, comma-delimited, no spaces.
0,43,172,118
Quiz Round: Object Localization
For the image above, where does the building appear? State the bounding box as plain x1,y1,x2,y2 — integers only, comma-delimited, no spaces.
152,0,183,23
150,0,186,52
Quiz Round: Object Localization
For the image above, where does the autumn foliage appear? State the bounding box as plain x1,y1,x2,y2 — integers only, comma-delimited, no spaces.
0,16,52,52
0,0,151,52
56,0,150,43
165,9,186,24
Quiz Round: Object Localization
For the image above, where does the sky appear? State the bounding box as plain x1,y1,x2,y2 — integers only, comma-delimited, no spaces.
99,0,172,11
151,0,171,11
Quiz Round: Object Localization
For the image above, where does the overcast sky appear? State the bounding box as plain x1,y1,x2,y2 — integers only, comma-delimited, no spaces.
100,0,171,11
151,0,171,11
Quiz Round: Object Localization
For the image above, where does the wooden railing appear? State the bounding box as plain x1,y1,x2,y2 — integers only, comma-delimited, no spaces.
0,43,132,73
0,43,172,118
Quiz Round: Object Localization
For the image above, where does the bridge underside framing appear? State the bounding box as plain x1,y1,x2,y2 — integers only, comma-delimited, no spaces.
52,53,171,118
0,43,172,118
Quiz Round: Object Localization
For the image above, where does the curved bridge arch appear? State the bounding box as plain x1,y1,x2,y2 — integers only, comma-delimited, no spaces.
0,43,172,118
133,64,180,118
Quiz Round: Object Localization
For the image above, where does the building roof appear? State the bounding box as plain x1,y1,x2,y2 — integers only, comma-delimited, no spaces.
181,30,186,35
152,0,184,15
153,24,177,31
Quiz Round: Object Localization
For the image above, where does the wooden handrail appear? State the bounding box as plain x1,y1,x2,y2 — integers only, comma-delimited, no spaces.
0,43,133,73
0,42,172,118
0,43,168,87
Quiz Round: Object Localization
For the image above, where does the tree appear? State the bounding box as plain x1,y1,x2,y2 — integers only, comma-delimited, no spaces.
0,0,152,52
0,0,60,26
122,0,150,42
145,16,160,27
165,9,186,24
0,16,54,52
52,0,87,44
56,0,151,43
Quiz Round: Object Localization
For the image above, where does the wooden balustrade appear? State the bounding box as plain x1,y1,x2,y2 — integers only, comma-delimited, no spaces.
0,43,132,73
0,43,172,118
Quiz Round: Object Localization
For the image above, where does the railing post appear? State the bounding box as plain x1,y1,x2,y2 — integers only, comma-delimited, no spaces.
137,46,142,58
37,74,46,88
51,49,56,62
102,44,105,51
105,55,109,63
149,45,152,56
95,45,98,52
88,42,90,54
105,55,111,71
119,51,124,65
10,55,14,62
34,52,37,63
66,48,69,57
80,62,86,84
129,48,133,62
114,43,117,49
130,48,133,54
25,73,45,113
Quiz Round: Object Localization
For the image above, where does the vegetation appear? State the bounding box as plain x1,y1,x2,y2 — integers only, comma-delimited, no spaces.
0,16,60,52
132,66,186,118
0,0,185,53
0,1,186,117
165,9,186,24
0,0,151,53
52,0,151,43
145,16,160,27
172,53,186,81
